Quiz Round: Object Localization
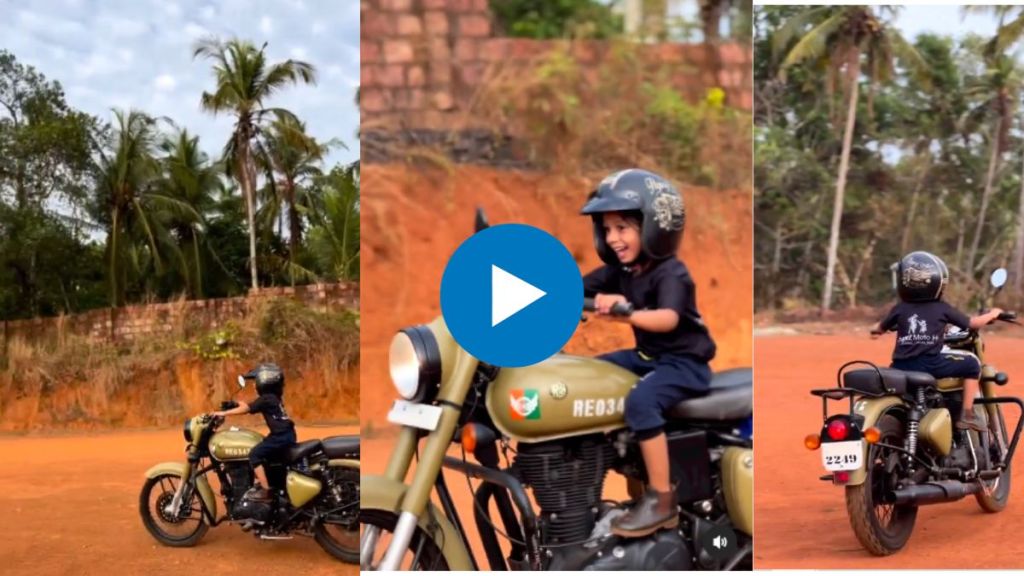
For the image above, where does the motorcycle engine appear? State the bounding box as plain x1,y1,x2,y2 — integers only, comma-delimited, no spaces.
224,462,254,504
513,436,616,546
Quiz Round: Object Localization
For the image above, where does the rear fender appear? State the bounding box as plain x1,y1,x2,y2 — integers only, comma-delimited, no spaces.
846,396,905,486
145,461,218,522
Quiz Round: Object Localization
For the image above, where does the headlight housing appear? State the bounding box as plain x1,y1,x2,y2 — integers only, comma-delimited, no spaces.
389,325,442,402
183,417,193,443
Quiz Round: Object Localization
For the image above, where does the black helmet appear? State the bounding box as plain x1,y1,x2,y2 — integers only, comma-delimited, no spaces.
580,169,685,266
896,251,949,302
253,363,285,396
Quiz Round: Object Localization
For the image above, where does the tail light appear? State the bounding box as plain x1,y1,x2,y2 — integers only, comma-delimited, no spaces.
834,471,851,484
827,418,850,441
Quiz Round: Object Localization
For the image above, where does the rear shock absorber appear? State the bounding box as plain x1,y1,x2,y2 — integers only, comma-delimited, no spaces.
904,387,926,474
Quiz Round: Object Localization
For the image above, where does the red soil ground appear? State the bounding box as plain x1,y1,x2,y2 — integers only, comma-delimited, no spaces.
0,425,358,575
755,331,1024,569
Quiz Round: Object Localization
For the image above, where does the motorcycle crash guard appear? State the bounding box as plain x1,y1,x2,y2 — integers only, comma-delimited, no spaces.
145,461,218,522
360,474,473,570
847,396,904,486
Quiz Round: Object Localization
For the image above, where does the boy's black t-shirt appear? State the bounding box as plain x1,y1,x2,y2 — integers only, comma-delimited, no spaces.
879,300,971,360
248,393,295,436
583,257,716,362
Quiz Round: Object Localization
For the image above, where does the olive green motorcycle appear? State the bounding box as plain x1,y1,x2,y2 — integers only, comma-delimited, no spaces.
806,268,1023,556
139,372,360,562
360,210,753,571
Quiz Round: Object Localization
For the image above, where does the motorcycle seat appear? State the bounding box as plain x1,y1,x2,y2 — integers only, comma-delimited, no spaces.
285,439,323,462
668,368,752,421
323,435,360,458
843,368,935,396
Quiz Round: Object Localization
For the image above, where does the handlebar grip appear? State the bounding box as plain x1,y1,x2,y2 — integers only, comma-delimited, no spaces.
999,311,1018,322
582,298,634,317
220,400,239,411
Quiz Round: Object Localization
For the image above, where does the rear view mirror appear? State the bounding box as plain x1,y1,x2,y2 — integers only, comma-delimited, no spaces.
474,207,490,232
991,268,1008,289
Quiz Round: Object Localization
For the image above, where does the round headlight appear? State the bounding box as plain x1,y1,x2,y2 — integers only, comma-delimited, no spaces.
389,325,442,403
183,418,193,443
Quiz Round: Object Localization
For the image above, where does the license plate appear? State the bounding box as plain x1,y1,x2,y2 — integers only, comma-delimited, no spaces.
821,440,863,471
387,399,442,431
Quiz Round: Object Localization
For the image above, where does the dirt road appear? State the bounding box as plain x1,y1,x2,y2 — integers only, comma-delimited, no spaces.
755,331,1024,569
0,425,358,576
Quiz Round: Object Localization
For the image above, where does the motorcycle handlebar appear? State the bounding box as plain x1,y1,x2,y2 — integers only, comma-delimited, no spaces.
998,311,1018,322
582,297,634,317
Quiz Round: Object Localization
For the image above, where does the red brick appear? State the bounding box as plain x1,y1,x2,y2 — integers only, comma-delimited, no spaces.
572,41,599,65
739,90,752,110
380,0,412,10
407,65,426,87
395,88,426,110
361,41,381,63
657,43,685,63
430,62,452,85
376,64,406,87
458,14,490,37
719,43,748,65
428,38,451,61
471,0,489,10
361,89,390,113
432,90,454,110
454,39,477,61
363,12,394,37
509,38,538,60
480,38,508,61
397,14,422,35
422,0,448,8
383,40,415,63
459,62,486,86
424,11,449,35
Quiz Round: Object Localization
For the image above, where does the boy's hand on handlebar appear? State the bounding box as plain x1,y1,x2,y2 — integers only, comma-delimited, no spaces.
594,293,628,315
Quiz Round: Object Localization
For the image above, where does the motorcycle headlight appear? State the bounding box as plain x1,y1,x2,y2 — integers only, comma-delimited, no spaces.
183,418,193,443
389,325,441,402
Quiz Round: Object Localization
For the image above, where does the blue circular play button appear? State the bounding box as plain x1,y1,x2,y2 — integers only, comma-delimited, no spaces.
440,223,583,368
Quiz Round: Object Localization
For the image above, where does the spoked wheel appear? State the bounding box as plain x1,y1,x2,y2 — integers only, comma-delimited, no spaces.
360,509,450,571
312,464,360,563
976,406,1012,512
139,473,209,547
845,414,918,556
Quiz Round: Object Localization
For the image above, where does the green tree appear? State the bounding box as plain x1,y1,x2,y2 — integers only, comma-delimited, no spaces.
307,163,359,281
193,37,316,292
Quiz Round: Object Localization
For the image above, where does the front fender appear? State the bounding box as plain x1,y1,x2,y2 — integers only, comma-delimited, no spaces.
360,474,473,570
846,396,905,486
145,461,218,521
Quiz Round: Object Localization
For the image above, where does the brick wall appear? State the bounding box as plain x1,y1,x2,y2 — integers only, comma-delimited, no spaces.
2,283,359,347
361,0,752,134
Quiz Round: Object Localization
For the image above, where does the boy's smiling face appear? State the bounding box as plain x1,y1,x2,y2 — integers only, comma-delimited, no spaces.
602,211,641,264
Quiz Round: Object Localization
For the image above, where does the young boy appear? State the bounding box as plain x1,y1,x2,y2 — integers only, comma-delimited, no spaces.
871,251,1001,432
581,168,716,538
213,363,296,499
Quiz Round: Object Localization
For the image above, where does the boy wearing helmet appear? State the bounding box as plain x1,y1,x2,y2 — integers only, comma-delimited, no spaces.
214,363,297,499
871,251,1002,432
581,169,716,537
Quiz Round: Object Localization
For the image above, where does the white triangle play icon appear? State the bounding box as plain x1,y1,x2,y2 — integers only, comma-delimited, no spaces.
492,265,546,327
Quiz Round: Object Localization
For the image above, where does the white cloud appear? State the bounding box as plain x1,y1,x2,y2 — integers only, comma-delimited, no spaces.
311,21,326,36
260,16,273,35
290,46,307,60
326,64,343,77
200,6,216,21
154,74,177,91
184,22,210,39
97,15,148,39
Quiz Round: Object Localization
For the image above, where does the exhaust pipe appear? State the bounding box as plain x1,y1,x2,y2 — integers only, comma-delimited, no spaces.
892,480,981,506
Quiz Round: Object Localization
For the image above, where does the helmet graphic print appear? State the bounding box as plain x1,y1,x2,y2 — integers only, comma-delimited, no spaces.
897,251,949,302
579,169,685,266
253,363,285,396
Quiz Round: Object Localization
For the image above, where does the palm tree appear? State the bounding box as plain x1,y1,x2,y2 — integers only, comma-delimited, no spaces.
95,110,198,306
774,6,924,312
307,163,360,281
192,37,316,292
258,114,338,285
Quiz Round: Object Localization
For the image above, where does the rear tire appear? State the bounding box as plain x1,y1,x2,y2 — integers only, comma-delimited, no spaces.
976,407,1012,513
313,463,359,563
845,414,918,556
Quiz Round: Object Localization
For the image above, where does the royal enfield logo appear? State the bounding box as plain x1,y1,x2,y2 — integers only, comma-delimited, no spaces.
222,447,250,457
510,389,541,420
549,382,568,400
572,397,625,418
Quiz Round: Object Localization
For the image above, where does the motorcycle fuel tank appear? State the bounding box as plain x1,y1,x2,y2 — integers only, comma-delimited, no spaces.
485,354,639,442
209,428,264,461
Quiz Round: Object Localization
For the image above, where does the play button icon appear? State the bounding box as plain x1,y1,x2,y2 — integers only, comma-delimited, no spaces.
440,223,583,367
491,265,546,327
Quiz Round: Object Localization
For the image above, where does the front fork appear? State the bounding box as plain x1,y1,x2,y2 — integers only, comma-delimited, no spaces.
166,461,195,519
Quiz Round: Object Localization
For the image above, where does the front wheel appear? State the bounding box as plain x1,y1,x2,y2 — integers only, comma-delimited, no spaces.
312,464,360,562
845,414,918,556
360,509,450,570
976,406,1012,512
139,473,209,547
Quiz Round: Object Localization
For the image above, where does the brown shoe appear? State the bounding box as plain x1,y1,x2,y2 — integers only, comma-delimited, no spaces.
957,411,987,433
611,488,679,538
246,486,273,502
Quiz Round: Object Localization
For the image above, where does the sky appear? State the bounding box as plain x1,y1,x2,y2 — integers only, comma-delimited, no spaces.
894,5,999,41
0,0,360,167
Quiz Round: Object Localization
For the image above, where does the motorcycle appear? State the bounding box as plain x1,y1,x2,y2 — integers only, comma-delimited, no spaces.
139,371,360,562
805,268,1023,556
360,209,753,571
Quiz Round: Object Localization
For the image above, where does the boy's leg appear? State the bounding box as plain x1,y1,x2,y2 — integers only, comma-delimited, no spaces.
937,350,985,432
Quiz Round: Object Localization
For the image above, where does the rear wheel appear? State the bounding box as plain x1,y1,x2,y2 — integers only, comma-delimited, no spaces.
976,406,1012,512
313,463,360,562
845,414,918,556
139,473,209,547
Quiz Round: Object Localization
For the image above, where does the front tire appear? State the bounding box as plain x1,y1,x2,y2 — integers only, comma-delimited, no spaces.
845,414,918,556
976,407,1012,512
139,473,209,547
360,508,450,570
